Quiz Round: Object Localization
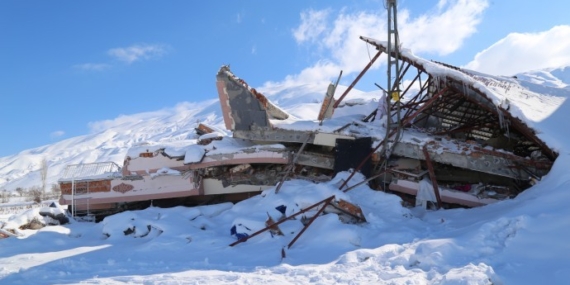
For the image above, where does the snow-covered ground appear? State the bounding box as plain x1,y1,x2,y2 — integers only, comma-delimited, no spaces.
2,166,570,284
1,67,570,284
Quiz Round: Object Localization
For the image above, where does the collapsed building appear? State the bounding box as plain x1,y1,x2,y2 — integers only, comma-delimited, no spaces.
58,36,556,217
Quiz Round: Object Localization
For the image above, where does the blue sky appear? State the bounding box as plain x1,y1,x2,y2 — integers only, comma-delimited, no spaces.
1,0,570,157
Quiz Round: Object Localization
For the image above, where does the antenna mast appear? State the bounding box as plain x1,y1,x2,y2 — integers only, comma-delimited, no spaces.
384,0,402,158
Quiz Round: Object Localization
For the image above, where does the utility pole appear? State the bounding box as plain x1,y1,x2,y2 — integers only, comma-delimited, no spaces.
338,0,404,191
384,0,402,158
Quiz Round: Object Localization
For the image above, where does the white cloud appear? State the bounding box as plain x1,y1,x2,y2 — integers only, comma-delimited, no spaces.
74,63,111,71
50,131,65,139
400,0,488,56
237,13,242,24
108,44,169,64
465,25,570,76
261,0,488,94
251,45,257,55
292,9,330,44
260,61,339,96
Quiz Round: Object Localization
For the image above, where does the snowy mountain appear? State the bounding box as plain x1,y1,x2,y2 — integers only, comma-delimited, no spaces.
516,66,570,89
0,81,375,192
0,100,223,191
1,67,570,284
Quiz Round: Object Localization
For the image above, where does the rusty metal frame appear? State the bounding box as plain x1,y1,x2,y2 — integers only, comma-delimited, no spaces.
287,196,334,249
275,133,313,194
229,195,335,247
401,76,431,119
333,50,382,109
341,170,387,193
339,87,449,190
396,68,423,104
360,37,556,161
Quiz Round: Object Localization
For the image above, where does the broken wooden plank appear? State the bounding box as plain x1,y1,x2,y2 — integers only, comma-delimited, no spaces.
328,199,367,223
195,123,216,135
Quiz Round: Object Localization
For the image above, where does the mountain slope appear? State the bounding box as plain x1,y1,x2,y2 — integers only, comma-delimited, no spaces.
0,82,376,192
0,100,223,191
515,66,570,88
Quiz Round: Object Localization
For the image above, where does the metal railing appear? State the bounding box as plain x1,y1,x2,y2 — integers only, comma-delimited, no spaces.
60,161,121,181
59,161,121,217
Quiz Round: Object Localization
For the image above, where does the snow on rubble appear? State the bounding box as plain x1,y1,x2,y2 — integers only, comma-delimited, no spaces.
2,158,570,284
2,170,552,284
2,66,570,283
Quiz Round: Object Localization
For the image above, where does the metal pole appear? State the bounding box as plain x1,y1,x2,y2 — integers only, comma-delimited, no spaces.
341,170,387,192
338,87,448,190
229,195,335,247
385,0,402,153
332,51,382,109
287,197,334,249
275,133,313,194
422,144,442,209
71,177,75,217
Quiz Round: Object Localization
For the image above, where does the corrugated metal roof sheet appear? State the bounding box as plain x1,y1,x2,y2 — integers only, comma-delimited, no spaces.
59,162,121,181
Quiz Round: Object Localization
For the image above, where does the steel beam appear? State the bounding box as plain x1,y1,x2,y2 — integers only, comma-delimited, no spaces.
229,195,335,247
391,140,550,180
287,196,334,249
339,87,448,190
422,144,442,208
333,50,382,109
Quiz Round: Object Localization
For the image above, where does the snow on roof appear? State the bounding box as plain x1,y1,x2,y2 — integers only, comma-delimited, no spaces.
59,161,121,181
361,36,567,151
121,137,286,167
183,145,205,164
198,132,224,141
126,141,198,158
269,100,378,134
205,137,286,156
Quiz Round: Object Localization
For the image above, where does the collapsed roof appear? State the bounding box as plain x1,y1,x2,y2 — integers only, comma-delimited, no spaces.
57,37,559,215
215,37,557,208
360,36,557,161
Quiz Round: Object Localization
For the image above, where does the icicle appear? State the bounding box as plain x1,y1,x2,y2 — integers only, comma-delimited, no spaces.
495,105,502,129
431,75,442,92
505,120,510,140
495,104,510,135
